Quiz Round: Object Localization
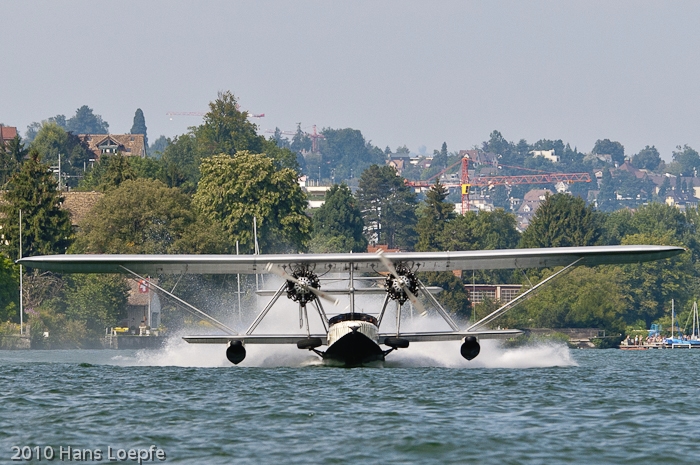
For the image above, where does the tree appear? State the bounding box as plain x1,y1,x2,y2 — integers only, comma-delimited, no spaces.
66,105,109,134
501,266,628,336
73,179,201,254
30,122,92,187
130,108,148,148
194,152,311,253
194,91,263,156
520,193,602,248
0,150,73,259
310,184,367,253
100,153,137,190
0,135,28,185
631,145,661,171
416,180,455,252
619,233,694,328
658,176,671,198
319,128,385,180
0,258,19,322
357,164,418,250
149,135,170,158
592,139,625,166
597,168,617,212
290,123,311,154
64,274,129,338
672,145,700,177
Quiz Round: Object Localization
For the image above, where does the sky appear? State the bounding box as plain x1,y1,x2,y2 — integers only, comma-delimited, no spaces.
1,0,699,161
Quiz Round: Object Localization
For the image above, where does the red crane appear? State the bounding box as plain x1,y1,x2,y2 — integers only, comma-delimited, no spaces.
264,125,325,153
407,156,592,213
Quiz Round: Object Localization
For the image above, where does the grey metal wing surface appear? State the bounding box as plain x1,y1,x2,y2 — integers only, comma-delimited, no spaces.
16,245,684,274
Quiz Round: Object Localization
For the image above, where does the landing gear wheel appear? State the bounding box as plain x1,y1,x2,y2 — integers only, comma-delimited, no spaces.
226,340,246,365
460,336,480,361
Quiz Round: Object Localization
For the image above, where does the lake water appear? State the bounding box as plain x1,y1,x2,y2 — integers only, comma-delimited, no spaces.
1,339,699,464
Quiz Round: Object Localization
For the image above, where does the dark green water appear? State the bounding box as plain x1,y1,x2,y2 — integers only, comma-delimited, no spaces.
1,341,699,464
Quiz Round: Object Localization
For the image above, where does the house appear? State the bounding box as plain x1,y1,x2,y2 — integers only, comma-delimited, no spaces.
122,279,161,333
530,149,559,163
79,134,146,159
0,125,18,146
516,188,554,231
61,191,104,227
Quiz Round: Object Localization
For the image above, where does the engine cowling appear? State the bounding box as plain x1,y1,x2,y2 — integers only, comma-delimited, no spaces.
226,340,246,365
460,336,480,361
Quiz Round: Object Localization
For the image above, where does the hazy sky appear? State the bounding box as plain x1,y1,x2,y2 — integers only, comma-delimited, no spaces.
2,1,699,160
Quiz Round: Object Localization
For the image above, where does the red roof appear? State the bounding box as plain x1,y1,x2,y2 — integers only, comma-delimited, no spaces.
0,125,17,142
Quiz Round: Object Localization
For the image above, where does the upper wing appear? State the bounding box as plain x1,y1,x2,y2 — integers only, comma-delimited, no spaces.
17,245,683,275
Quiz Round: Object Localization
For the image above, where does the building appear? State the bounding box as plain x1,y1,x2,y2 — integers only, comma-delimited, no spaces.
78,134,146,159
516,188,554,231
0,125,18,146
530,149,559,163
466,284,522,304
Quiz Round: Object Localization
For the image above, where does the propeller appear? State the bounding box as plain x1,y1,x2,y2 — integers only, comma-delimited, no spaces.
265,263,339,306
376,251,428,317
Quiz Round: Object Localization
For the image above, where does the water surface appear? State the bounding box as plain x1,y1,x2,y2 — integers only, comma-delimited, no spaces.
1,342,699,464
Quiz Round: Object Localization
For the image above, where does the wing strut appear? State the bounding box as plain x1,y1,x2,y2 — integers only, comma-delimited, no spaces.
313,300,329,333
466,257,584,331
118,266,236,335
246,282,286,335
376,293,391,327
417,279,461,331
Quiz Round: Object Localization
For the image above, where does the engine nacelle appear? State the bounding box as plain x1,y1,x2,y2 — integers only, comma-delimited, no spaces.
226,340,246,365
460,336,480,361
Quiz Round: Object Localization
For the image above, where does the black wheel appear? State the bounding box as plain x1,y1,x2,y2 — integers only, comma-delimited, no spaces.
460,336,480,360
226,340,246,364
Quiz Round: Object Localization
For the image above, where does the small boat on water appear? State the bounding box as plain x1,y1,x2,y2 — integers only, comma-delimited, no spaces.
661,300,700,348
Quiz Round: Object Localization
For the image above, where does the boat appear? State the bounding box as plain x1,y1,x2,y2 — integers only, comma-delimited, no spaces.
661,300,700,349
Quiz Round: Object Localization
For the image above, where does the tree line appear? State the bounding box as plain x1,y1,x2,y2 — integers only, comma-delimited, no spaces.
0,91,695,348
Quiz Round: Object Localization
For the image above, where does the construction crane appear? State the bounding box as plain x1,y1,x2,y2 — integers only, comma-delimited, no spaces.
166,111,265,119
264,125,325,153
407,156,592,213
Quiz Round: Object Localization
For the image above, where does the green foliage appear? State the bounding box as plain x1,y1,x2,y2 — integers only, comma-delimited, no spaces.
194,152,311,253
159,134,199,192
291,123,311,154
672,145,700,177
501,266,627,334
149,135,170,158
194,90,263,156
357,164,417,250
100,153,137,190
66,105,109,134
130,108,148,147
619,233,694,328
0,150,73,259
420,271,472,321
0,257,19,322
310,184,367,253
597,168,617,212
631,145,662,171
318,128,385,180
416,180,455,252
73,178,200,254
520,193,602,248
65,274,129,336
0,135,28,186
30,122,93,187
592,139,625,166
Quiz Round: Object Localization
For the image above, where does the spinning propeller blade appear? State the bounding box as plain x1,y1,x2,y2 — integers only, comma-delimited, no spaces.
265,263,339,306
376,251,429,316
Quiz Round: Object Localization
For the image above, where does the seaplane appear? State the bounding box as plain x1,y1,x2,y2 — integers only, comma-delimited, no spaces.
18,245,683,366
